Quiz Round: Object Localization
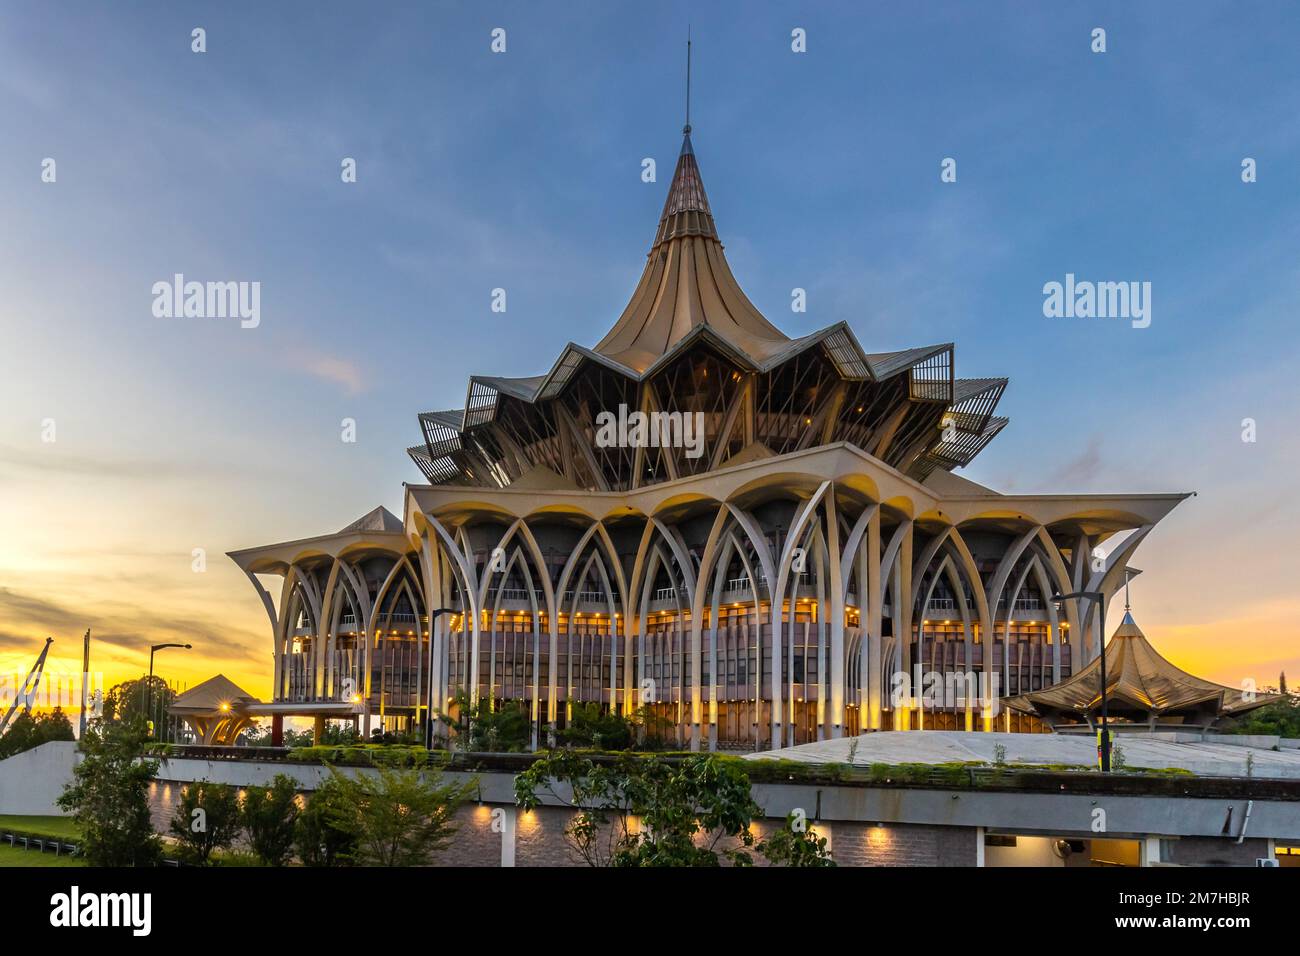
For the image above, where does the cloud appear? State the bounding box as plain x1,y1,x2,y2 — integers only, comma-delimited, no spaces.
0,445,206,481
287,349,366,396
1041,435,1104,489
0,586,264,667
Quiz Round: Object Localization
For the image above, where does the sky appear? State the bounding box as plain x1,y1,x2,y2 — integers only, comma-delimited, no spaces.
1,1,1297,712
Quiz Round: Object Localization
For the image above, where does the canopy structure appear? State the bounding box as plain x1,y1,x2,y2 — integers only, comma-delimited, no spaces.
170,674,261,745
407,127,1010,491
1005,612,1281,731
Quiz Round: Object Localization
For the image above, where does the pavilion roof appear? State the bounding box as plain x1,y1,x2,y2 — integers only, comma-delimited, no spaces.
170,674,260,715
1005,612,1282,723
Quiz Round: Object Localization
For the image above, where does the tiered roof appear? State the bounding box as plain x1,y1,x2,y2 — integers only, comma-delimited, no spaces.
410,130,1009,490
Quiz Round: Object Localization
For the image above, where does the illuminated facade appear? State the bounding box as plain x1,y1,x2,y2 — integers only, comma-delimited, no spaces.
229,129,1188,751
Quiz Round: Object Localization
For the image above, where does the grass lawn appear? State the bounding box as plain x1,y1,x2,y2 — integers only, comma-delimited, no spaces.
0,843,84,867
0,815,81,841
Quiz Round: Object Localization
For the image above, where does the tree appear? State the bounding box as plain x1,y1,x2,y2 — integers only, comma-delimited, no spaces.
557,702,634,750
170,780,242,865
437,690,530,752
103,676,175,733
1224,694,1300,738
242,774,301,866
0,707,75,759
554,702,674,752
295,776,359,866
758,812,837,867
514,752,759,867
282,723,366,748
327,753,475,865
0,712,38,758
40,707,75,742
57,718,162,867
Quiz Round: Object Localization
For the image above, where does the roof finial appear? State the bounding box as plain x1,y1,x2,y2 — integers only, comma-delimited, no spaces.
1123,568,1131,611
684,27,692,134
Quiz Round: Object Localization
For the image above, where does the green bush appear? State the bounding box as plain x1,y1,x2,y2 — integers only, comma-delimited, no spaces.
169,780,242,866
294,776,358,867
242,774,301,866
57,718,162,867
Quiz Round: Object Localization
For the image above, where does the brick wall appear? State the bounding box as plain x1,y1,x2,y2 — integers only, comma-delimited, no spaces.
830,821,977,867
516,805,586,866
431,805,505,867
146,775,979,867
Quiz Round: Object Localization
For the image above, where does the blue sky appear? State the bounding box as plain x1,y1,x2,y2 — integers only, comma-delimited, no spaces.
2,1,1298,692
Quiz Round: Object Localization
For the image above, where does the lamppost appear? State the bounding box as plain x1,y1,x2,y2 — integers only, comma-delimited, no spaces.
409,608,455,749
144,642,191,740
1051,591,1109,771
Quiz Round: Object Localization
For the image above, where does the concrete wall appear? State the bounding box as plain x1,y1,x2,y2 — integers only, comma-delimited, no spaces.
0,741,77,815
1161,836,1272,867
143,758,1296,867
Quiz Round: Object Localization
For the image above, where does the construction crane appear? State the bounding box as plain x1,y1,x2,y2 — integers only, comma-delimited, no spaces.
0,637,54,737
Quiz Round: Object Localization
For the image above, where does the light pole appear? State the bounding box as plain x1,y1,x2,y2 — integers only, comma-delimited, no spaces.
422,608,455,749
1052,591,1109,771
144,642,191,740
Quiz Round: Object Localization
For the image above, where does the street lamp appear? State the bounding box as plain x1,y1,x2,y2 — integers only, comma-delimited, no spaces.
143,642,192,740
1051,591,1110,771
423,608,455,749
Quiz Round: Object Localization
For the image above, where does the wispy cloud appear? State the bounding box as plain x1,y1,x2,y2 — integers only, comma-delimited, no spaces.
0,586,264,667
288,349,367,395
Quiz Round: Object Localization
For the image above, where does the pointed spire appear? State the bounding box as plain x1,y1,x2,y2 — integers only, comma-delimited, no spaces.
1112,610,1145,639
649,28,714,250
651,129,717,249
684,26,692,135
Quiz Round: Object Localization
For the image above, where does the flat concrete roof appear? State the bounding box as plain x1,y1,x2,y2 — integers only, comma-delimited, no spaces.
745,730,1300,780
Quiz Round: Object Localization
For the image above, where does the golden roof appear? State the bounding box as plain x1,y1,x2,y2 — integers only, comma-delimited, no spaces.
170,674,259,714
1006,612,1280,723
592,132,790,373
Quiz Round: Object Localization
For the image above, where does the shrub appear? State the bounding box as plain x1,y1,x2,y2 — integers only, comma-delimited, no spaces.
169,780,242,865
57,717,162,867
242,774,301,866
294,776,358,867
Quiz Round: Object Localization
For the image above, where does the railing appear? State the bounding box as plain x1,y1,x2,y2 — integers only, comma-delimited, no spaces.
930,596,1043,613
0,828,79,858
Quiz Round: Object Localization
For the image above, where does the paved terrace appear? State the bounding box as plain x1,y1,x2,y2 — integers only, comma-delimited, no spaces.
744,730,1300,779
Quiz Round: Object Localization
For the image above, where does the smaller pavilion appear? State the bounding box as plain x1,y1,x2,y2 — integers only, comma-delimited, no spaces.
1004,612,1280,733
170,675,262,745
